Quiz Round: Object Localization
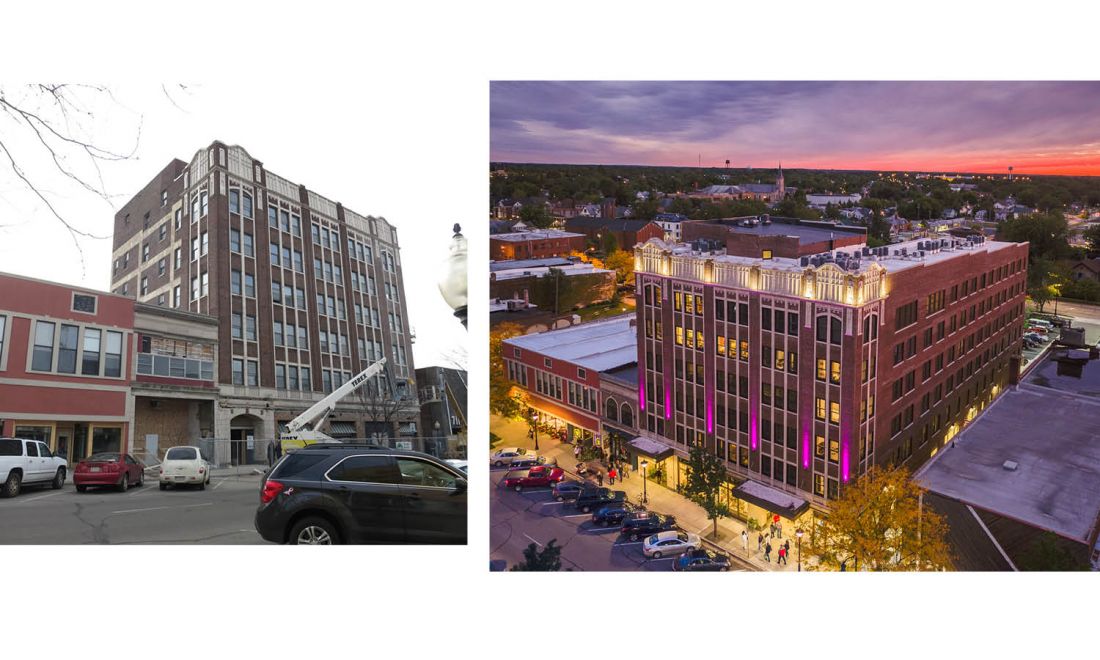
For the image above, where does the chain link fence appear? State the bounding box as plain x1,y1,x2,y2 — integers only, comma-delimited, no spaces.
184,436,465,474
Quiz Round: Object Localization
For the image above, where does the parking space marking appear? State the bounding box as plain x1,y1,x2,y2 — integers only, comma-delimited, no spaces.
213,479,226,490
522,533,543,548
112,502,214,515
616,541,643,546
14,491,67,503
540,501,564,506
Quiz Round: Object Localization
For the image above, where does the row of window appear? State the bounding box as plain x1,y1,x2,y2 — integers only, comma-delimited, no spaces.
567,381,598,414
272,243,305,272
228,189,254,219
313,257,344,283
274,362,311,391
271,322,309,349
269,205,303,236
272,282,308,309
30,321,124,378
136,353,214,381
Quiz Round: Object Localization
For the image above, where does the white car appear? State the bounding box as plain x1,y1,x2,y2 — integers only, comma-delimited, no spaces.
490,447,529,467
446,459,468,474
159,446,211,490
0,437,68,498
643,530,702,559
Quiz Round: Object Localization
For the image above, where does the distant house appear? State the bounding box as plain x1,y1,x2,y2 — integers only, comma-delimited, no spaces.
1071,258,1100,283
493,196,551,220
653,212,690,241
564,217,665,251
686,165,791,203
806,193,862,208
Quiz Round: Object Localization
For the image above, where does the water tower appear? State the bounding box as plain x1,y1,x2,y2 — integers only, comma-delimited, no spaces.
1008,166,1014,182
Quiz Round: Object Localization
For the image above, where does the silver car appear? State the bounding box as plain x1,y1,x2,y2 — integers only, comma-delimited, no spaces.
642,530,702,559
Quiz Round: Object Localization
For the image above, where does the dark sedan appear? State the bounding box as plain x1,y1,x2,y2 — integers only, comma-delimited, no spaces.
673,548,732,572
552,480,589,502
591,501,639,526
74,453,146,492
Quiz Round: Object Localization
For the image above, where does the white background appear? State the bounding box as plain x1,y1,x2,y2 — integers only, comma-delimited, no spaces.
3,1,1098,657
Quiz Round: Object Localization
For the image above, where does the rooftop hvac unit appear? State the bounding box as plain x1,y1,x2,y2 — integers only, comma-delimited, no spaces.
862,247,871,257
800,256,810,267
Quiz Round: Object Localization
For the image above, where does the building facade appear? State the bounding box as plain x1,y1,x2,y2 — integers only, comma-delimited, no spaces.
489,229,587,261
109,141,420,445
632,233,1029,519
416,366,468,458
0,272,135,462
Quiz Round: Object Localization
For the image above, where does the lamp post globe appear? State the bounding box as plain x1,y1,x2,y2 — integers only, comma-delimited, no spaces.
438,223,468,329
640,459,649,504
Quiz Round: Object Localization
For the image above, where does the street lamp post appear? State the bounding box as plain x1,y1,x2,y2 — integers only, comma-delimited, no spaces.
438,223,468,329
531,411,539,451
640,459,649,504
433,420,442,457
796,528,804,572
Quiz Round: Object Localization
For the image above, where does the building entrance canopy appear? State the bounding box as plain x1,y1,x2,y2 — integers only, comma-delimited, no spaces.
629,436,674,461
732,480,809,520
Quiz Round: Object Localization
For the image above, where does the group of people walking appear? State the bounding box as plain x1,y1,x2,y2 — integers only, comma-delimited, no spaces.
574,444,629,486
740,522,791,566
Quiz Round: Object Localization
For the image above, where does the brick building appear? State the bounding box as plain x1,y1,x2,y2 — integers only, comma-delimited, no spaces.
489,229,587,261
490,259,616,312
563,217,664,252
109,141,420,446
680,215,866,259
631,231,1029,524
0,272,135,462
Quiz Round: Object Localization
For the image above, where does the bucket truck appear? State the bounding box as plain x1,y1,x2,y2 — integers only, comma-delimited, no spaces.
277,358,388,454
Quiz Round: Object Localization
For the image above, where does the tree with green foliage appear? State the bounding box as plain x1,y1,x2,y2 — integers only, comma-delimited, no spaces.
810,465,952,571
681,446,731,539
489,322,527,419
1016,532,1090,571
1083,223,1100,254
630,196,659,219
510,539,562,571
518,202,554,229
603,249,634,286
1061,276,1100,303
1000,212,1069,263
599,231,619,255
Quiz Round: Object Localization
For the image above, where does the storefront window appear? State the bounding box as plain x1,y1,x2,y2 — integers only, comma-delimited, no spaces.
15,425,52,446
91,427,121,454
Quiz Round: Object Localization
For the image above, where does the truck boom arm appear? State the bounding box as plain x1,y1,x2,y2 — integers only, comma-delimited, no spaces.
284,358,388,434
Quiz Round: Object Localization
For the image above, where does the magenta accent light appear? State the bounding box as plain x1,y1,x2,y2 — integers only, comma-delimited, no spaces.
665,388,672,420
639,380,646,411
750,412,758,450
841,430,851,482
802,429,811,469
706,397,713,433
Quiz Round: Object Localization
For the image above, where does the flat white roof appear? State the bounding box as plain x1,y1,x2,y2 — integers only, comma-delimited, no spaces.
917,380,1100,544
493,263,612,281
491,229,585,242
505,314,637,372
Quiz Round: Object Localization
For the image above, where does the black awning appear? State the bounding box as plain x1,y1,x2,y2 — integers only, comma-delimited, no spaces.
731,480,810,520
628,436,675,461
328,422,357,437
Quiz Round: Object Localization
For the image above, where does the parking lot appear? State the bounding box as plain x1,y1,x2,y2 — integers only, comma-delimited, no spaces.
0,472,268,544
489,464,748,571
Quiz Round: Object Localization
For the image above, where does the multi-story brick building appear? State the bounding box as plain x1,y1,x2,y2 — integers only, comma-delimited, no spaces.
632,227,1029,523
489,229,587,261
109,141,420,446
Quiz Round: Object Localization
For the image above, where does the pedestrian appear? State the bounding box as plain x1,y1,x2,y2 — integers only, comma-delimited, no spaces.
574,445,581,458
597,471,604,487
784,539,790,553
778,546,787,565
608,467,617,485
757,532,764,551
769,523,775,539
741,530,748,554
776,523,783,539
764,541,772,563
622,463,629,480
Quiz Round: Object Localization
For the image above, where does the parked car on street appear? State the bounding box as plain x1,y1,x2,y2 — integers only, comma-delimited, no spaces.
620,511,676,541
502,465,565,491
510,454,556,469
255,444,467,544
643,530,702,559
159,446,211,490
673,548,732,571
591,500,639,526
446,459,468,474
552,480,588,502
0,437,68,498
574,487,626,513
74,452,145,492
490,447,530,467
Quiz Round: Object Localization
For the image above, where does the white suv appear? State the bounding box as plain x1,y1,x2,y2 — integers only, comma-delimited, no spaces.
0,437,69,498
490,447,528,467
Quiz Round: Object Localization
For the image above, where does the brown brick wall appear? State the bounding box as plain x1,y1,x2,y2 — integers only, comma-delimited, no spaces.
133,397,211,458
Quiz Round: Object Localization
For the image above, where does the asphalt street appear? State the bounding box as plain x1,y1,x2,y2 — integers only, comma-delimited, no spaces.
0,473,268,544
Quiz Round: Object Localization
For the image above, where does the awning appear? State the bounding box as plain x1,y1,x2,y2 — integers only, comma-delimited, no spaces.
731,480,809,520
399,422,418,436
628,436,675,461
328,422,357,437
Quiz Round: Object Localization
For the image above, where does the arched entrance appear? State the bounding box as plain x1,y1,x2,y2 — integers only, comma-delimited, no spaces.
229,413,265,466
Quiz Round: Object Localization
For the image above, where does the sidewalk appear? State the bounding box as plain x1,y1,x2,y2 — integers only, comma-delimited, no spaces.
493,415,817,572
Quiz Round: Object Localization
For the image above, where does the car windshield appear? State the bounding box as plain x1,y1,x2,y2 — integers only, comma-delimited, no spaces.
0,439,21,456
87,452,120,462
165,447,198,461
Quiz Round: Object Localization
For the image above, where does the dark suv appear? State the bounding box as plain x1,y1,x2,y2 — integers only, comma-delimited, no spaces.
255,444,467,545
620,511,676,541
573,487,626,513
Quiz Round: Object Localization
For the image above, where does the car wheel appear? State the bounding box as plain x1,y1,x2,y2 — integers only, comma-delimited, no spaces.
198,478,206,491
159,483,167,491
51,468,65,490
76,485,87,493
720,566,729,572
289,517,339,545
117,473,129,492
582,505,591,513
136,471,144,487
2,472,22,498
555,495,564,502
653,551,663,559
631,533,640,542
494,460,504,467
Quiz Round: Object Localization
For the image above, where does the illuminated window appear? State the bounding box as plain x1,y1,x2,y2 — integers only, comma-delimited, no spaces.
739,340,749,361
830,401,840,424
728,337,736,356
762,249,773,260
655,321,662,340
829,439,840,463
815,434,825,457
675,326,684,346
674,292,682,311
696,333,704,352
775,349,785,371
717,335,726,356
817,358,827,381
830,360,841,384
695,295,703,315
816,397,826,420
686,329,695,349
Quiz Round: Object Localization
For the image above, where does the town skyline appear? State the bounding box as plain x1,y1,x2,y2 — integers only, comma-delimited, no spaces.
491,81,1100,177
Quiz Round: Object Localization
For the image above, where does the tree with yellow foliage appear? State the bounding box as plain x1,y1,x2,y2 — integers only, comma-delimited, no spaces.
809,465,952,571
489,322,527,419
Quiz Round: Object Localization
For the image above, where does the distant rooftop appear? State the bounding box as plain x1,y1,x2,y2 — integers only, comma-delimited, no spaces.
491,229,584,242
601,362,639,386
918,352,1100,546
504,314,637,372
489,257,572,272
492,262,612,281
702,216,865,246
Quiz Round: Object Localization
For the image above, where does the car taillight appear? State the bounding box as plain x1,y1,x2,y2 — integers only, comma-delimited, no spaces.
198,467,205,474
260,480,285,504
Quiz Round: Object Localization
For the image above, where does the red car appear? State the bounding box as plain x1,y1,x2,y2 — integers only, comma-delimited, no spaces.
74,452,146,492
502,465,565,491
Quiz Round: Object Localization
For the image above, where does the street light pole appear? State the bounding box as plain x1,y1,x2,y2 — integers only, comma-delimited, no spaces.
438,223,468,329
796,528,804,572
531,411,539,452
640,459,649,504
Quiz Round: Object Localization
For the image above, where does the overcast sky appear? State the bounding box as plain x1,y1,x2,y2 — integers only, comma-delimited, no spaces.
0,83,465,370
491,81,1100,175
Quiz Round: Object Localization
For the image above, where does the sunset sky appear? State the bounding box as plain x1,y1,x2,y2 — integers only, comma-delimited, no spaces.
491,81,1100,176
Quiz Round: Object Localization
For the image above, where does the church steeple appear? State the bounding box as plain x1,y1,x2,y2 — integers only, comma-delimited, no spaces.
776,162,785,198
